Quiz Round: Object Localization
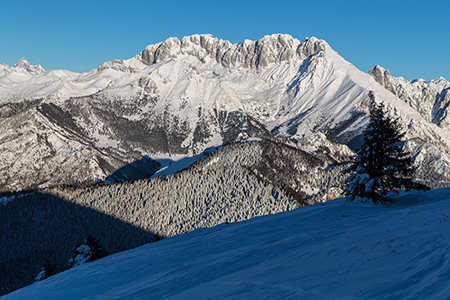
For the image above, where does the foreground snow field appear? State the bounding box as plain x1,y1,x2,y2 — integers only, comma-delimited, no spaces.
4,188,450,299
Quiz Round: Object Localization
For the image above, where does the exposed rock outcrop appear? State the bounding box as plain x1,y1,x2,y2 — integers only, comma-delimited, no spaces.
369,65,450,130
139,34,328,70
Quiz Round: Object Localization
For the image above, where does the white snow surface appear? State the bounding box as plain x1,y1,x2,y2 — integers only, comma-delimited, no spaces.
151,146,220,178
4,188,450,299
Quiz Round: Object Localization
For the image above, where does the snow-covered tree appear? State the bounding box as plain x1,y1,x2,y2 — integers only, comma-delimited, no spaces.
35,260,55,281
345,101,427,203
68,235,108,268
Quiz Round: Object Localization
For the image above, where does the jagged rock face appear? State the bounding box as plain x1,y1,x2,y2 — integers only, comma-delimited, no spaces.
368,65,397,94
369,65,450,130
138,76,159,94
0,63,9,74
434,88,450,128
0,34,450,191
140,34,327,70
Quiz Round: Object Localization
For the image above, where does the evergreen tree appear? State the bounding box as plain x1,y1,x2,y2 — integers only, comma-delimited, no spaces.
35,259,55,281
345,101,427,203
68,235,108,268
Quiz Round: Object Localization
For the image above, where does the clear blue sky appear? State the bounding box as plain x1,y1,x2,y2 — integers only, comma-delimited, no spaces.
0,0,449,81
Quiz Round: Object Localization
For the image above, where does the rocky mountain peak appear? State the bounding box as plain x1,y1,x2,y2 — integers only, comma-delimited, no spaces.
13,57,32,68
139,34,329,70
297,36,329,58
1,34,449,193
368,65,401,102
369,64,450,130
369,65,393,87
429,77,450,93
11,57,46,75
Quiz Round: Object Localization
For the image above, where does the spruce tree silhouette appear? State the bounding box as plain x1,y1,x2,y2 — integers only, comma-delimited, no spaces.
345,99,428,203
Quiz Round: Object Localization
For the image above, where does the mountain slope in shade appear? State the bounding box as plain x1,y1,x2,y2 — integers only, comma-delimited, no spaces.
4,188,450,300
1,34,450,191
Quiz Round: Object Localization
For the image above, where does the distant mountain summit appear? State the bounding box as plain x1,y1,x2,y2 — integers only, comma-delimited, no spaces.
0,34,449,191
0,57,46,75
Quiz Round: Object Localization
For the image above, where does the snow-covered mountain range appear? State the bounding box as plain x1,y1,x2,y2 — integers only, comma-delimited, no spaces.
2,34,450,297
1,34,449,191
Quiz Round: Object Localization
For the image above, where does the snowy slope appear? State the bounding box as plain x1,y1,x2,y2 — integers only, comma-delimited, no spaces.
4,188,450,299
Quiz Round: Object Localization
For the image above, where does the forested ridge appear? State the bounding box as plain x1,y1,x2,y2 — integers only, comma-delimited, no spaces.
2,137,445,296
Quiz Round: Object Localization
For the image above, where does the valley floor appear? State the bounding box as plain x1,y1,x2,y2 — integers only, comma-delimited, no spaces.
3,188,450,299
